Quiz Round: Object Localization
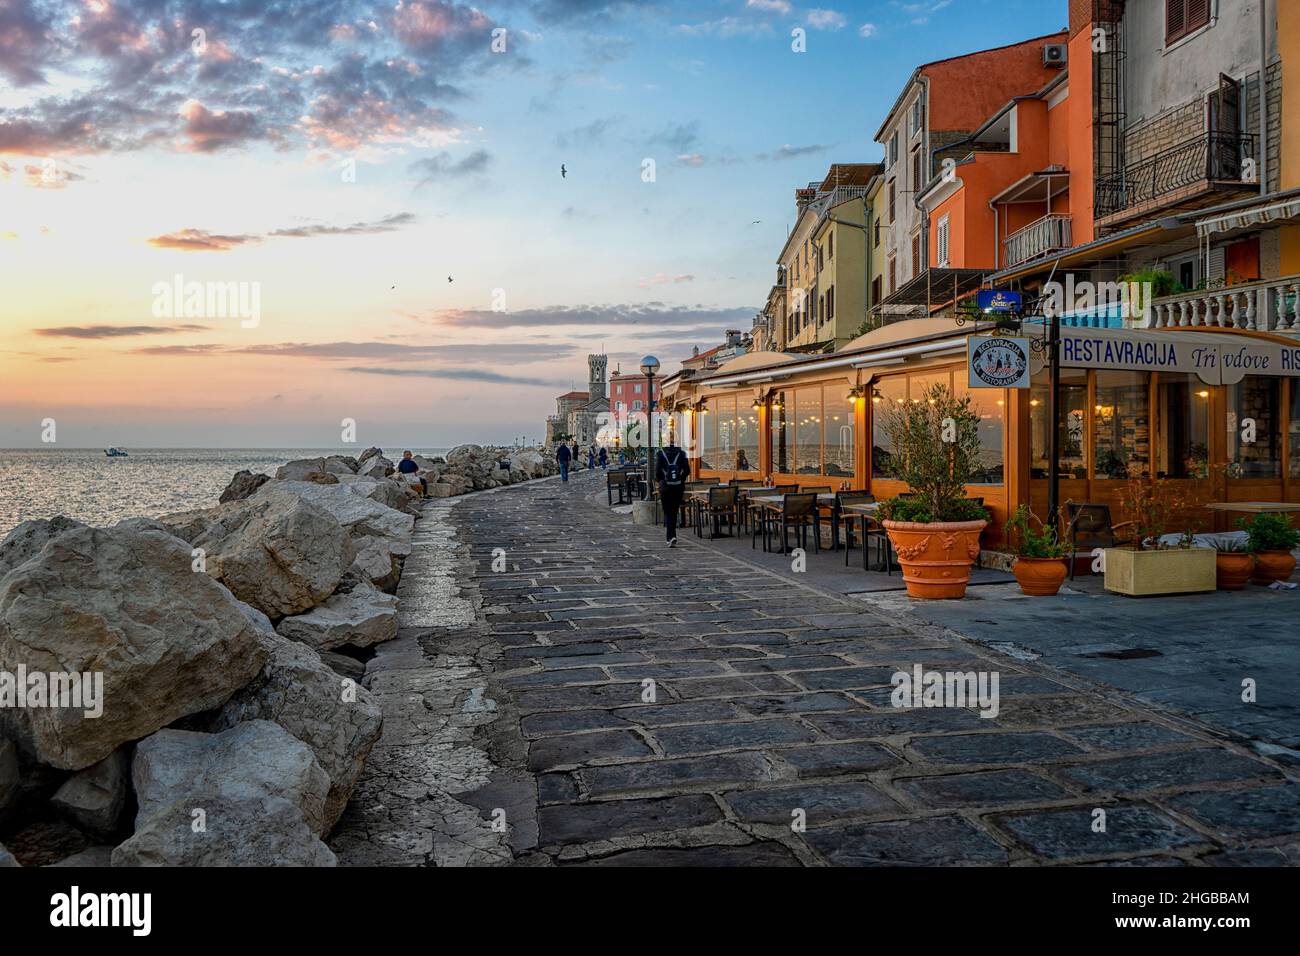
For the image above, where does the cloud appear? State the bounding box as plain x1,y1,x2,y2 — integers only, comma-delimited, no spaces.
755,143,827,161
147,214,415,251
648,120,700,153
677,18,773,38
806,9,847,30
178,100,262,152
147,229,262,252
132,340,574,363
267,212,417,238
859,22,878,37
440,303,758,330
345,366,562,386
0,0,54,86
20,162,84,189
555,117,619,149
638,273,695,287
35,324,210,339
408,149,492,187
746,0,791,13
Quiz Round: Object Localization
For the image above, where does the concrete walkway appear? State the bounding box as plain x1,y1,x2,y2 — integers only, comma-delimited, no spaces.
333,470,1300,866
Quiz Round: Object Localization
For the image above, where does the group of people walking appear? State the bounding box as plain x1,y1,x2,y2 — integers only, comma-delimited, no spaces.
553,437,689,549
555,441,608,482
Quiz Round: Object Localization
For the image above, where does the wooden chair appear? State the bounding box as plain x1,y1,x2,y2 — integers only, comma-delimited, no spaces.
759,492,819,554
1065,502,1135,579
606,470,628,505
833,491,873,552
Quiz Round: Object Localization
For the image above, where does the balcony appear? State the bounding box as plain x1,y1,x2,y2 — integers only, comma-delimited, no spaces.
1144,274,1300,334
1004,214,1072,268
1095,132,1258,227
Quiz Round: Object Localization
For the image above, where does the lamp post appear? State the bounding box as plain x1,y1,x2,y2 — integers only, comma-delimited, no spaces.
641,355,660,498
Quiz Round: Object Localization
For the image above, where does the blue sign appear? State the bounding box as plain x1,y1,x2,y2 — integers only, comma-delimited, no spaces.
976,289,1022,314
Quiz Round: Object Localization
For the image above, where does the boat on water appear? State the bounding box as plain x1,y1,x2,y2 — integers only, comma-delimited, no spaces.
104,447,129,457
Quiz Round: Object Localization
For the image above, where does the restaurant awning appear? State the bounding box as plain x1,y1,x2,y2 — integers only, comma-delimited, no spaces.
1195,195,1300,237
881,268,988,307
1039,325,1300,385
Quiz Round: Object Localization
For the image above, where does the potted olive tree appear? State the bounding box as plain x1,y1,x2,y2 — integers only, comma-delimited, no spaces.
1004,505,1069,596
876,383,989,599
1104,477,1215,596
1240,513,1299,585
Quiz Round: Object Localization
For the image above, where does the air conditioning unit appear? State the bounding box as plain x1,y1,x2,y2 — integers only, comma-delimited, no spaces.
1043,43,1068,68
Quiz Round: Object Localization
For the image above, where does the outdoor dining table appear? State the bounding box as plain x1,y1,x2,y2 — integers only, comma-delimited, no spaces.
840,501,889,572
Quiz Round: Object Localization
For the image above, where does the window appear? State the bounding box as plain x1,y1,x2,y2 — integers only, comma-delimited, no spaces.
871,376,906,478
871,275,882,306
1093,371,1150,478
826,285,835,322
771,390,790,473
1030,369,1088,479
827,387,856,477
888,180,896,222
794,387,823,474
1290,382,1300,479
911,148,922,190
816,244,823,271
1227,376,1281,478
909,97,924,137
873,218,881,247
953,377,1005,484
936,215,950,268
632,400,642,412
633,383,642,394
911,233,922,275
1156,373,1209,479
888,256,896,294
736,401,759,473
699,401,719,469
828,232,834,259
714,395,738,472
889,131,899,167
1166,0,1211,45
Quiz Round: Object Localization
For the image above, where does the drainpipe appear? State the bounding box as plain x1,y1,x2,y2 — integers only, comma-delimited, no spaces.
1259,0,1269,193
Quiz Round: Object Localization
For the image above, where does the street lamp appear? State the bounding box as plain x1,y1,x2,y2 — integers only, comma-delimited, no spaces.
640,354,660,497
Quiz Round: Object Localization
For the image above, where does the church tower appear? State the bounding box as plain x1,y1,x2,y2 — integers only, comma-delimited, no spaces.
588,353,608,402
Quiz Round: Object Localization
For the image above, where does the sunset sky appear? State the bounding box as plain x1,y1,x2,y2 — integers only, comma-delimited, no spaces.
1,0,1063,447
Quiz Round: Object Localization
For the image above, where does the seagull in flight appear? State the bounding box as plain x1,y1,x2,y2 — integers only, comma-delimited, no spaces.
447,275,453,283
561,164,567,178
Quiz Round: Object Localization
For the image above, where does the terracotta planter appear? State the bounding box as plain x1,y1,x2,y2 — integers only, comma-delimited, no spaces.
1215,552,1255,590
1012,556,1068,596
883,519,987,599
1250,550,1297,585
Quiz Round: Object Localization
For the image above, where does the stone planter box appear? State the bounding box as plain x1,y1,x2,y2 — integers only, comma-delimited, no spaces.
1103,546,1216,597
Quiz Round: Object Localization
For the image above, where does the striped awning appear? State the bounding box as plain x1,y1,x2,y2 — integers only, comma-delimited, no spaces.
1196,196,1300,237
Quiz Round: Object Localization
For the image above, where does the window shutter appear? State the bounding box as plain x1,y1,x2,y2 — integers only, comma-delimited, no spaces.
1187,0,1210,32
1166,0,1185,43
1207,246,1225,284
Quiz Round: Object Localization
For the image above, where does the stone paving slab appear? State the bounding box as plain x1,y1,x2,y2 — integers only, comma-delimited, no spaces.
335,471,1300,866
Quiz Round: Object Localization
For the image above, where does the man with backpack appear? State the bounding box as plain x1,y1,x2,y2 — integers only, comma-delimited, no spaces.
655,437,689,547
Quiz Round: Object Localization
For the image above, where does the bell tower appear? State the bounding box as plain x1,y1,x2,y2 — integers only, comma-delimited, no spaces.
588,353,608,402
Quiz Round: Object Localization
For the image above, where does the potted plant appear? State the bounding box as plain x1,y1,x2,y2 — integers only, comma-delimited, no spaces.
1211,537,1255,591
1104,476,1216,596
876,384,990,599
1004,505,1069,596
1239,512,1299,585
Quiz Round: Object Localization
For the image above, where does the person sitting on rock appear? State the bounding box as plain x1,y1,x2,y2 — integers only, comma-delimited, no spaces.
398,450,428,497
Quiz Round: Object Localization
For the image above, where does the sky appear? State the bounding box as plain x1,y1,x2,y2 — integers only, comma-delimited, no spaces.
1,0,1065,448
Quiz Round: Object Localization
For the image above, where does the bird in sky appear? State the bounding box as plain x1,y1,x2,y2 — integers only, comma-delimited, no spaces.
447,275,453,283
560,164,567,178
750,220,761,225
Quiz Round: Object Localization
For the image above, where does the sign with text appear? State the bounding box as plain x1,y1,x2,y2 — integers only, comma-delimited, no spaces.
1057,328,1300,384
968,336,1030,389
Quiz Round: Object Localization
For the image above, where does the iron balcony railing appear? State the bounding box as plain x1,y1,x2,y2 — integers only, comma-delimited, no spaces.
1094,131,1256,219
1003,214,1072,267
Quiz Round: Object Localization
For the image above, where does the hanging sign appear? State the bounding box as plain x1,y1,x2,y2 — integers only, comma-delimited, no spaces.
968,336,1031,389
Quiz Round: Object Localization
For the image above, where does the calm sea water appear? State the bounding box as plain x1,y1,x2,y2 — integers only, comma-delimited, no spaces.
0,448,450,536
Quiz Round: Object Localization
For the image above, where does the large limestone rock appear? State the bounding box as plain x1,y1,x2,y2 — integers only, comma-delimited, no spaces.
276,583,398,651
50,748,129,838
322,455,358,474
161,492,348,619
510,450,546,478
0,516,87,577
205,636,383,831
114,720,337,865
359,456,394,479
446,444,484,465
0,523,269,770
276,457,328,480
218,469,270,503
357,446,383,465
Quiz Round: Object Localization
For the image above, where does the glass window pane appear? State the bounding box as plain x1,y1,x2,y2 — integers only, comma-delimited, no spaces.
735,400,759,472
1227,376,1281,478
1290,383,1300,479
699,401,719,469
871,376,906,478
1093,371,1150,479
770,391,790,473
953,378,1005,485
825,386,855,477
794,387,823,474
715,396,737,470
1030,369,1088,479
1155,373,1209,479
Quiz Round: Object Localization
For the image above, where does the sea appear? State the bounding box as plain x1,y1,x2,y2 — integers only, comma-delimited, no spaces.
0,448,451,536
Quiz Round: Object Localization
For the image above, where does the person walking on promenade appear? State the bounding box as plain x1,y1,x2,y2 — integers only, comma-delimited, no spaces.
587,445,596,470
570,441,580,471
557,442,572,482
598,446,608,469
656,437,688,547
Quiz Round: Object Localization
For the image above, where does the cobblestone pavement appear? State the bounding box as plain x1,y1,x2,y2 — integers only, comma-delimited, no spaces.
334,469,1300,866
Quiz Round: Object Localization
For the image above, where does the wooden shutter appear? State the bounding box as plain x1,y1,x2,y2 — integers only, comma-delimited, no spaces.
1187,0,1210,32
1166,0,1185,43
